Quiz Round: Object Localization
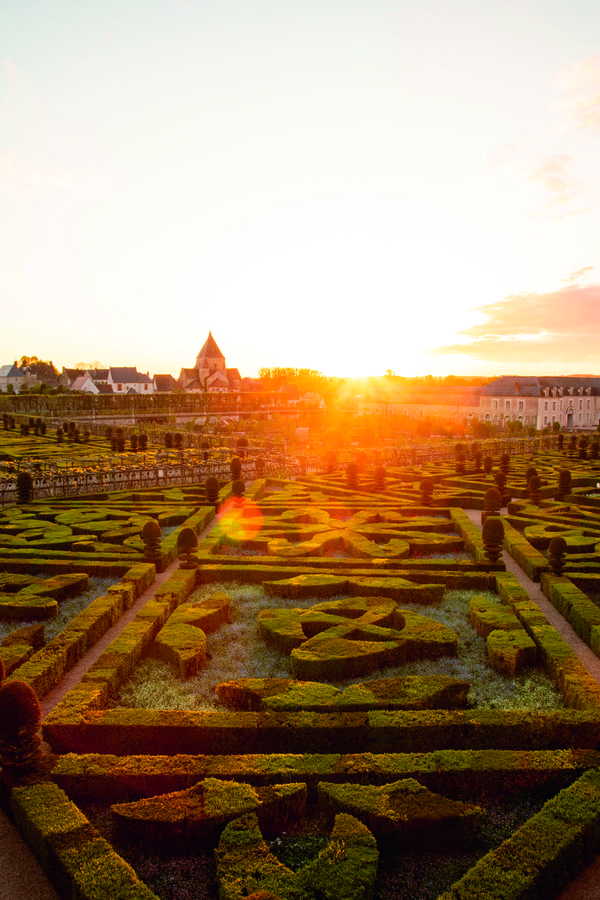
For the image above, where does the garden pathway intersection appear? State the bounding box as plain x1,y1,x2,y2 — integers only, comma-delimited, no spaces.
3,509,600,899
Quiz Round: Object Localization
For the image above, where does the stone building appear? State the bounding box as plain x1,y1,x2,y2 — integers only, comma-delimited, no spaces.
480,376,600,430
178,333,242,392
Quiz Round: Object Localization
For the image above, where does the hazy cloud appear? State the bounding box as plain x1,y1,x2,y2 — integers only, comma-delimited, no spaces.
563,266,595,284
433,283,600,366
527,154,585,214
0,151,114,200
556,55,600,130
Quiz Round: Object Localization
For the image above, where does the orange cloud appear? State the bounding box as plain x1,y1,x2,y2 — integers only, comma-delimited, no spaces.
433,282,600,367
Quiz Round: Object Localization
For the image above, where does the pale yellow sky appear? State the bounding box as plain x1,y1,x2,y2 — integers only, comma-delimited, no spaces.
2,1,600,377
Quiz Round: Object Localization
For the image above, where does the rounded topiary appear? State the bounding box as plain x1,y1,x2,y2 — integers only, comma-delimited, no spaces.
528,474,542,504
0,680,43,776
420,478,434,506
232,479,246,498
483,487,502,522
525,466,538,487
557,469,572,499
346,461,359,490
142,518,162,564
205,476,220,506
16,471,34,504
0,680,41,736
482,516,504,563
230,456,242,479
373,465,386,491
548,536,568,576
483,455,493,475
177,527,199,569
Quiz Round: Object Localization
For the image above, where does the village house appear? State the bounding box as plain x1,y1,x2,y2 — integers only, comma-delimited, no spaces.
0,364,29,393
107,367,154,394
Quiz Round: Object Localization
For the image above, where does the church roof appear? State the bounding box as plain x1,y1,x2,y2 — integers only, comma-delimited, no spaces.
196,332,225,362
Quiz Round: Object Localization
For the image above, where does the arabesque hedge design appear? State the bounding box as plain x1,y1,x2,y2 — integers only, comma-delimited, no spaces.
4,442,600,898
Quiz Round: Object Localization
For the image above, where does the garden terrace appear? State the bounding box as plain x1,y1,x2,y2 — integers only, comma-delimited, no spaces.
4,448,600,899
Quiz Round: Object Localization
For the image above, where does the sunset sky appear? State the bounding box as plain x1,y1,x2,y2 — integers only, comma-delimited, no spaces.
2,1,600,379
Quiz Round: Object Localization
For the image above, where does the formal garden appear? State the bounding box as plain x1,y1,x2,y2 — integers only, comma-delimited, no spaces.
3,428,600,899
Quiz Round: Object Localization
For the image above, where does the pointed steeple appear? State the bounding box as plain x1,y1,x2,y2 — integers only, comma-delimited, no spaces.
196,331,225,363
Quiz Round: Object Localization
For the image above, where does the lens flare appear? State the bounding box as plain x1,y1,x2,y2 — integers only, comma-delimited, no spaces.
217,497,263,541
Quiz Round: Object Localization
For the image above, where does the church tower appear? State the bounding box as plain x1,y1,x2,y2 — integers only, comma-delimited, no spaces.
195,332,226,382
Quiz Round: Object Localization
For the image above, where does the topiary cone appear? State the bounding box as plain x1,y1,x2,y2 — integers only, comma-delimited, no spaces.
205,476,220,507
483,487,502,516
177,526,199,569
482,516,504,563
0,680,43,776
548,536,568,576
141,518,162,566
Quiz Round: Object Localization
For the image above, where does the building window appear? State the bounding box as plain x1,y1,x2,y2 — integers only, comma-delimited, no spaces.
552,401,556,411
518,400,524,411
492,400,498,410
544,416,548,425
544,401,548,410
117,384,122,391
505,400,511,410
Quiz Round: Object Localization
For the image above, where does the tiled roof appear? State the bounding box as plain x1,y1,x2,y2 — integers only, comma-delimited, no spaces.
154,374,179,392
482,376,600,397
0,364,25,378
109,367,152,384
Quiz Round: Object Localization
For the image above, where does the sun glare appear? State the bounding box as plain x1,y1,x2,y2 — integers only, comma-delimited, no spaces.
216,497,264,542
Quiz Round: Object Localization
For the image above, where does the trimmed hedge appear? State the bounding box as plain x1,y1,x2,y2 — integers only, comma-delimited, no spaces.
501,519,549,582
439,768,600,900
10,782,159,900
6,564,155,698
541,574,600,650
42,707,600,756
51,749,600,804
